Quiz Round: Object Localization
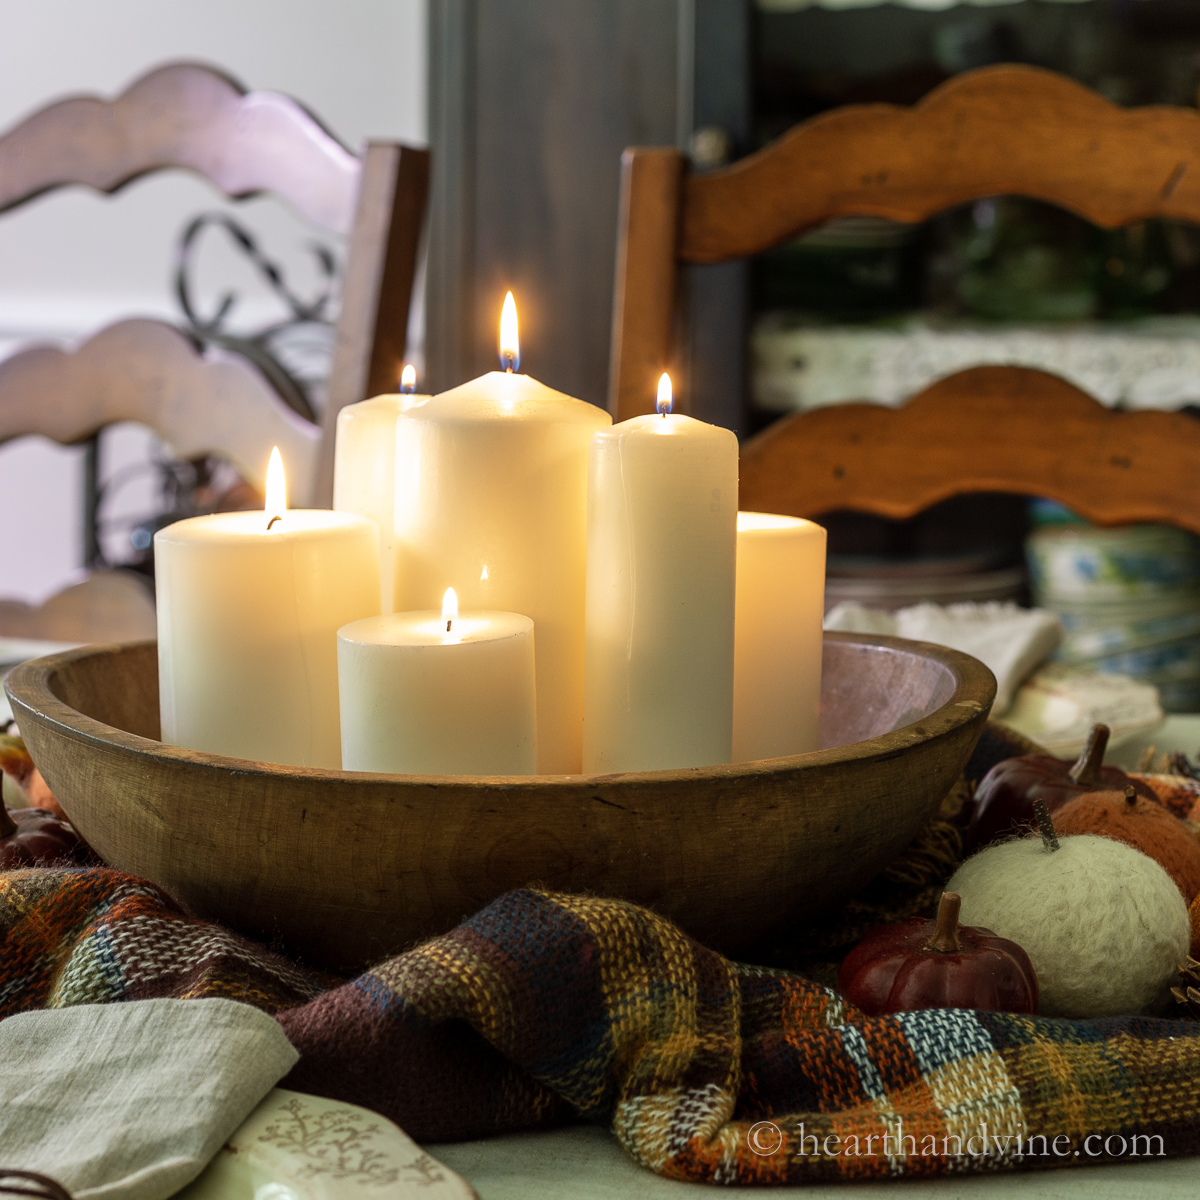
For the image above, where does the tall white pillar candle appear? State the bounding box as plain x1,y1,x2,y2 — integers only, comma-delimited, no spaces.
338,591,537,775
392,297,610,774
155,451,379,768
734,512,827,761
332,366,427,614
582,375,738,773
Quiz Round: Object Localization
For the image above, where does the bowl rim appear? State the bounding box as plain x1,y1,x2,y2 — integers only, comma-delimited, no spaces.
4,631,996,789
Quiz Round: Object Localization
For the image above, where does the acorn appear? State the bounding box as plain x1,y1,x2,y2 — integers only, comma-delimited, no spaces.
1174,956,1200,1017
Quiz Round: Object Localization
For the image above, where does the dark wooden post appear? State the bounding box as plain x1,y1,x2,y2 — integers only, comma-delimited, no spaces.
607,148,685,422
315,141,430,507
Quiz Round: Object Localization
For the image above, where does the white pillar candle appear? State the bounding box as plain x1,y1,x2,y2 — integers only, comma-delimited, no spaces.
155,449,379,768
582,374,738,774
332,365,427,614
337,589,537,775
393,294,610,774
734,512,827,761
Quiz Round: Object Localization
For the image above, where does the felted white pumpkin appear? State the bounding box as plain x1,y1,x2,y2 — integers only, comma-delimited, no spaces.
947,808,1189,1018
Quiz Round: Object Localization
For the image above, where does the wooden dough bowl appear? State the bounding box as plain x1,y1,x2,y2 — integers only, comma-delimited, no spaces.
5,633,993,974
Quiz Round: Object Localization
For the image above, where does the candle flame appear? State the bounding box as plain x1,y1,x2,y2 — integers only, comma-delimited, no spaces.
400,363,416,394
442,587,459,633
657,372,673,416
481,565,489,581
265,446,287,529
499,291,520,373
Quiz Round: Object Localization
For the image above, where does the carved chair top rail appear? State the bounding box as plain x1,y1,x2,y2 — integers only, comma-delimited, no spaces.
738,365,1200,537
680,64,1200,264
0,62,361,235
0,67,430,508
0,319,321,500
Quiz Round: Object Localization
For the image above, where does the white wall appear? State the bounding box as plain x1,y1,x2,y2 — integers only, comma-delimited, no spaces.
0,0,427,604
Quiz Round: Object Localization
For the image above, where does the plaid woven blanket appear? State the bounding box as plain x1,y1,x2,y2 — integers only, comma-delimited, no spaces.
3,866,1199,1185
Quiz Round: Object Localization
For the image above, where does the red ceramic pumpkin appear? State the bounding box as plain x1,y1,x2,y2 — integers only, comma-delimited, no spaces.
964,723,1152,853
0,804,91,869
838,892,1039,1016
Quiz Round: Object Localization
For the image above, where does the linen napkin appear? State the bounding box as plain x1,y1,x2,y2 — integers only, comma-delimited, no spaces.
0,997,298,1200
824,599,1062,713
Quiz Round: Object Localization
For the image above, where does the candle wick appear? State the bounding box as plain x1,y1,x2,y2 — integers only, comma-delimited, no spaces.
266,515,281,531
446,619,452,632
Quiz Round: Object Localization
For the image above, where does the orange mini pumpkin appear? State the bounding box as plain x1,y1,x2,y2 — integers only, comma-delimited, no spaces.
0,732,63,817
1054,786,1200,903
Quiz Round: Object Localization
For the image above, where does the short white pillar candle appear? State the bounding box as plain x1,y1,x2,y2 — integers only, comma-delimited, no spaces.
734,512,827,761
155,450,379,769
337,589,538,775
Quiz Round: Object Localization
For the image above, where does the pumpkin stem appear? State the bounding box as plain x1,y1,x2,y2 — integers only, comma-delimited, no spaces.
1068,723,1109,787
925,891,963,953
0,803,16,838
1033,798,1060,852
1124,785,1138,808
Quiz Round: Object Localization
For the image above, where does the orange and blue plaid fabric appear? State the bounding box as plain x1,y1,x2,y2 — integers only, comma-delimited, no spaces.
2,866,1199,1183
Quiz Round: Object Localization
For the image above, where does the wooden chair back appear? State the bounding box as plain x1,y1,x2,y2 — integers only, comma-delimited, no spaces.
0,62,429,508
0,571,157,644
609,65,1200,533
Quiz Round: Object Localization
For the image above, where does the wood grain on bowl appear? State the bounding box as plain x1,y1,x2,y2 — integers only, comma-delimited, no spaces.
5,634,994,973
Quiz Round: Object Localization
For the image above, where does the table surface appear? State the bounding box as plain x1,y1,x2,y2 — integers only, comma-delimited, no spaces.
431,1123,1200,1199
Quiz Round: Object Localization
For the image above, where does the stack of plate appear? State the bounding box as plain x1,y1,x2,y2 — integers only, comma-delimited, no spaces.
1026,519,1200,712
825,550,1026,613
